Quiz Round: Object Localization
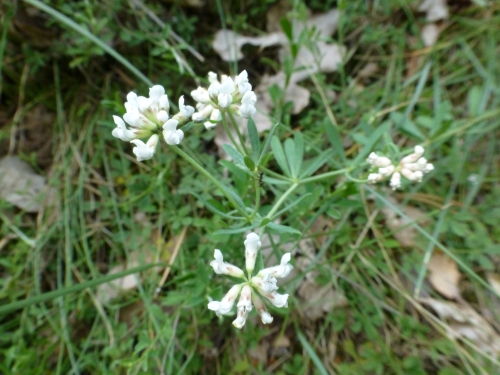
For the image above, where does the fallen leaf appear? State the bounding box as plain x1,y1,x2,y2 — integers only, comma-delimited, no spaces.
212,29,286,62
418,0,449,22
297,279,348,321
427,251,461,299
381,196,428,247
421,23,441,47
419,298,500,355
0,156,48,212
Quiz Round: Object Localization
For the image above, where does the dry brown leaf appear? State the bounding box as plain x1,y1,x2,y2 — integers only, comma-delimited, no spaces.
381,196,428,247
0,156,49,212
427,251,461,299
297,279,348,321
419,298,500,355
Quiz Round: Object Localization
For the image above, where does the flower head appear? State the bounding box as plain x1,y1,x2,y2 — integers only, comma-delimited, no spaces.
191,71,257,129
207,233,293,329
367,146,434,190
112,85,193,161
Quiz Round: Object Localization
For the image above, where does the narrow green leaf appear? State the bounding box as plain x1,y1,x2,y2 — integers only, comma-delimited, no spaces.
189,192,241,219
244,155,256,172
247,117,260,163
293,131,304,176
300,149,333,178
0,263,161,314
284,138,297,177
324,119,346,161
222,144,245,166
258,123,279,165
225,187,247,212
211,225,256,237
266,222,301,237
271,136,291,176
296,329,329,375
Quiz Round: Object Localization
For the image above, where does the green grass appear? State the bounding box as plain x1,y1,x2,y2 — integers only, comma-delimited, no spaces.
1,0,500,374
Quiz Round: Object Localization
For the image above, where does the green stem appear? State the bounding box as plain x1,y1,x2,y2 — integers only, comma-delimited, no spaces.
249,173,261,220
299,168,349,184
228,111,249,155
172,146,249,219
261,167,294,182
266,183,299,220
221,114,245,155
344,171,369,183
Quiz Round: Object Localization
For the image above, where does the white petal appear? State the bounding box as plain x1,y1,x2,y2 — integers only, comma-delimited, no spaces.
149,85,165,101
159,94,169,111
390,172,401,190
218,93,233,108
239,104,256,118
157,110,170,123
232,305,250,329
130,139,155,162
244,232,261,272
137,96,151,113
241,91,257,105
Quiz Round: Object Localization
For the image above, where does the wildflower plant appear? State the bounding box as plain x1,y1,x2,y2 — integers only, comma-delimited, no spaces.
110,69,436,329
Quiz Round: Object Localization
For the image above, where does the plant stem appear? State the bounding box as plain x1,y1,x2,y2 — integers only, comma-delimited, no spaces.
172,145,249,219
249,173,261,220
221,114,245,155
227,111,249,155
266,183,299,220
260,167,294,182
299,168,349,184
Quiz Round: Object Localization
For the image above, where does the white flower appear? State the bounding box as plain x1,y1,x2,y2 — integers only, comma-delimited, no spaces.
112,116,137,141
237,285,253,313
172,96,195,123
389,172,401,190
207,233,292,328
162,119,184,145
257,253,293,279
130,134,159,162
208,284,243,317
367,146,434,189
244,232,261,272
210,249,245,278
191,71,258,128
217,77,235,108
235,70,252,95
252,294,273,324
251,274,278,294
263,291,289,308
239,91,257,118
232,305,251,329
113,85,192,160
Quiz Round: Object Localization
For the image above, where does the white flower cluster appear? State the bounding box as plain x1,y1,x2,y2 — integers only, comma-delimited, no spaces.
367,146,434,190
191,70,257,129
111,85,193,161
112,71,258,161
208,233,292,329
